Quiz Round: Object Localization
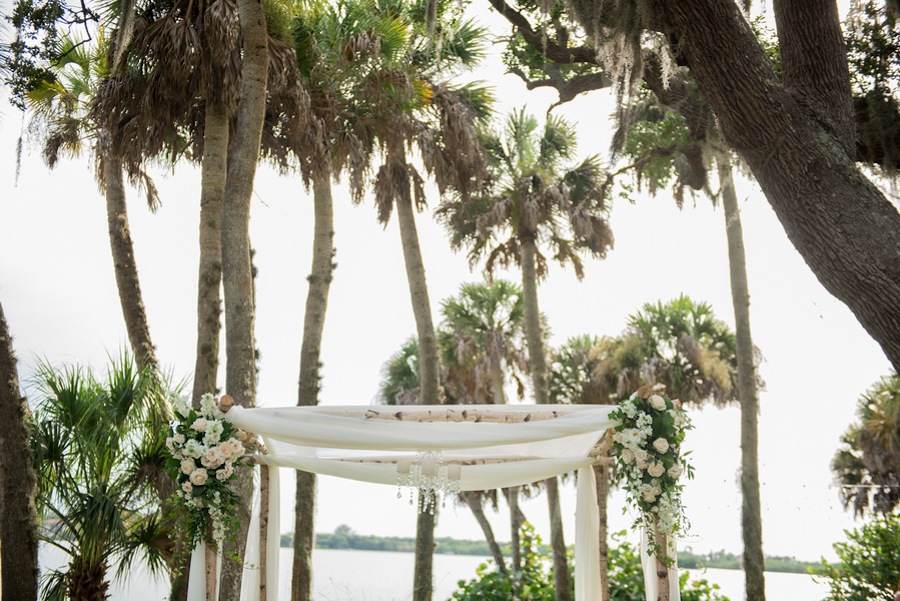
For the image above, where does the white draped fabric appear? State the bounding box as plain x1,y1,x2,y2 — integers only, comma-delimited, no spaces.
185,403,671,601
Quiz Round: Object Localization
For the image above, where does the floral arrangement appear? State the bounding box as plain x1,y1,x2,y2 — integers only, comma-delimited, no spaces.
610,386,693,563
165,393,250,546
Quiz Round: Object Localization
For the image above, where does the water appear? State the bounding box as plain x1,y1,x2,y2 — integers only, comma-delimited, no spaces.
40,546,831,600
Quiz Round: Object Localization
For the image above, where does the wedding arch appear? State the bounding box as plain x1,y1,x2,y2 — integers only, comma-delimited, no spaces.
180,396,684,601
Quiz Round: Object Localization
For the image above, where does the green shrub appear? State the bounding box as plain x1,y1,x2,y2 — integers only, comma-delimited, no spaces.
448,529,729,601
814,514,900,601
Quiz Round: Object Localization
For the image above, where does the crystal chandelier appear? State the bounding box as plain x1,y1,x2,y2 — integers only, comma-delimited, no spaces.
396,451,462,514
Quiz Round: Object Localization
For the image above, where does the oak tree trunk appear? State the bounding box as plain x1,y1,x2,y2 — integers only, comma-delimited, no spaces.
291,176,336,601
719,160,766,600
218,0,268,595
0,301,39,601
657,0,900,373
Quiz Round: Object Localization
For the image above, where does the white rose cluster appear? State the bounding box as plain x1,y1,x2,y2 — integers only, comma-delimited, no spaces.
610,389,693,540
166,392,249,546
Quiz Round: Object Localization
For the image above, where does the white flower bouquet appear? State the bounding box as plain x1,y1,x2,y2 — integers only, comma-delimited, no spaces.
165,393,250,545
610,386,693,564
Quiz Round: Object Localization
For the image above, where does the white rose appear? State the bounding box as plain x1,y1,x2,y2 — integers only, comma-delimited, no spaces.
668,463,684,479
191,418,209,432
189,469,209,486
216,469,230,481
182,481,193,493
649,395,667,411
228,438,245,457
648,462,665,478
173,433,186,444
201,448,224,469
620,449,634,464
653,438,670,454
180,459,196,475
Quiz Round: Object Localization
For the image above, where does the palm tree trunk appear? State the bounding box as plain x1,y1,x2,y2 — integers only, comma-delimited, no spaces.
718,160,766,600
218,0,268,595
105,156,158,372
521,238,571,601
394,159,440,601
462,493,509,577
0,301,39,601
191,97,228,406
165,94,231,601
520,238,548,405
394,177,441,407
291,176,336,601
505,487,521,572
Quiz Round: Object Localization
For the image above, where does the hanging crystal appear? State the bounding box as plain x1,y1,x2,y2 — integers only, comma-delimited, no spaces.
395,451,463,514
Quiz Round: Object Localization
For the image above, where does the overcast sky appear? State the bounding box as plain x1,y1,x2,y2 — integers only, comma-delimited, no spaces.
1,1,895,569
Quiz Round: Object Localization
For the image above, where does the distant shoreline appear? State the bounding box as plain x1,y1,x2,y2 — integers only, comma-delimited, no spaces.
281,530,824,574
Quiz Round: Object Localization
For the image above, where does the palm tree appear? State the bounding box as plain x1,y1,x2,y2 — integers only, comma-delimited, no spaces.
286,6,414,596
617,295,741,406
27,33,160,375
348,4,491,597
439,280,529,574
31,356,172,601
832,372,900,517
439,280,528,406
438,108,613,601
0,301,39,601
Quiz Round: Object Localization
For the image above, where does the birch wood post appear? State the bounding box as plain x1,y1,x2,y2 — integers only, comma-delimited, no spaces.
205,539,218,601
259,463,269,601
653,521,670,601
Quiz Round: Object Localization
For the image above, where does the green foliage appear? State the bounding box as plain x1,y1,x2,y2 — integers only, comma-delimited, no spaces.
625,295,739,407
30,355,171,600
450,524,555,601
449,529,729,601
621,110,691,193
289,524,496,556
814,514,900,601
832,372,900,517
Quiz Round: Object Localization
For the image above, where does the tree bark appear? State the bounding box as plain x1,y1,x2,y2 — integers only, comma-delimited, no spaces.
218,0,267,595
394,174,441,407
393,157,440,601
104,156,158,372
521,237,570,601
412,508,436,601
657,0,900,374
192,97,228,407
594,464,610,601
520,238,549,405
291,176,335,601
545,476,572,601
0,301,39,601
718,160,766,600
506,486,521,573
462,493,509,577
